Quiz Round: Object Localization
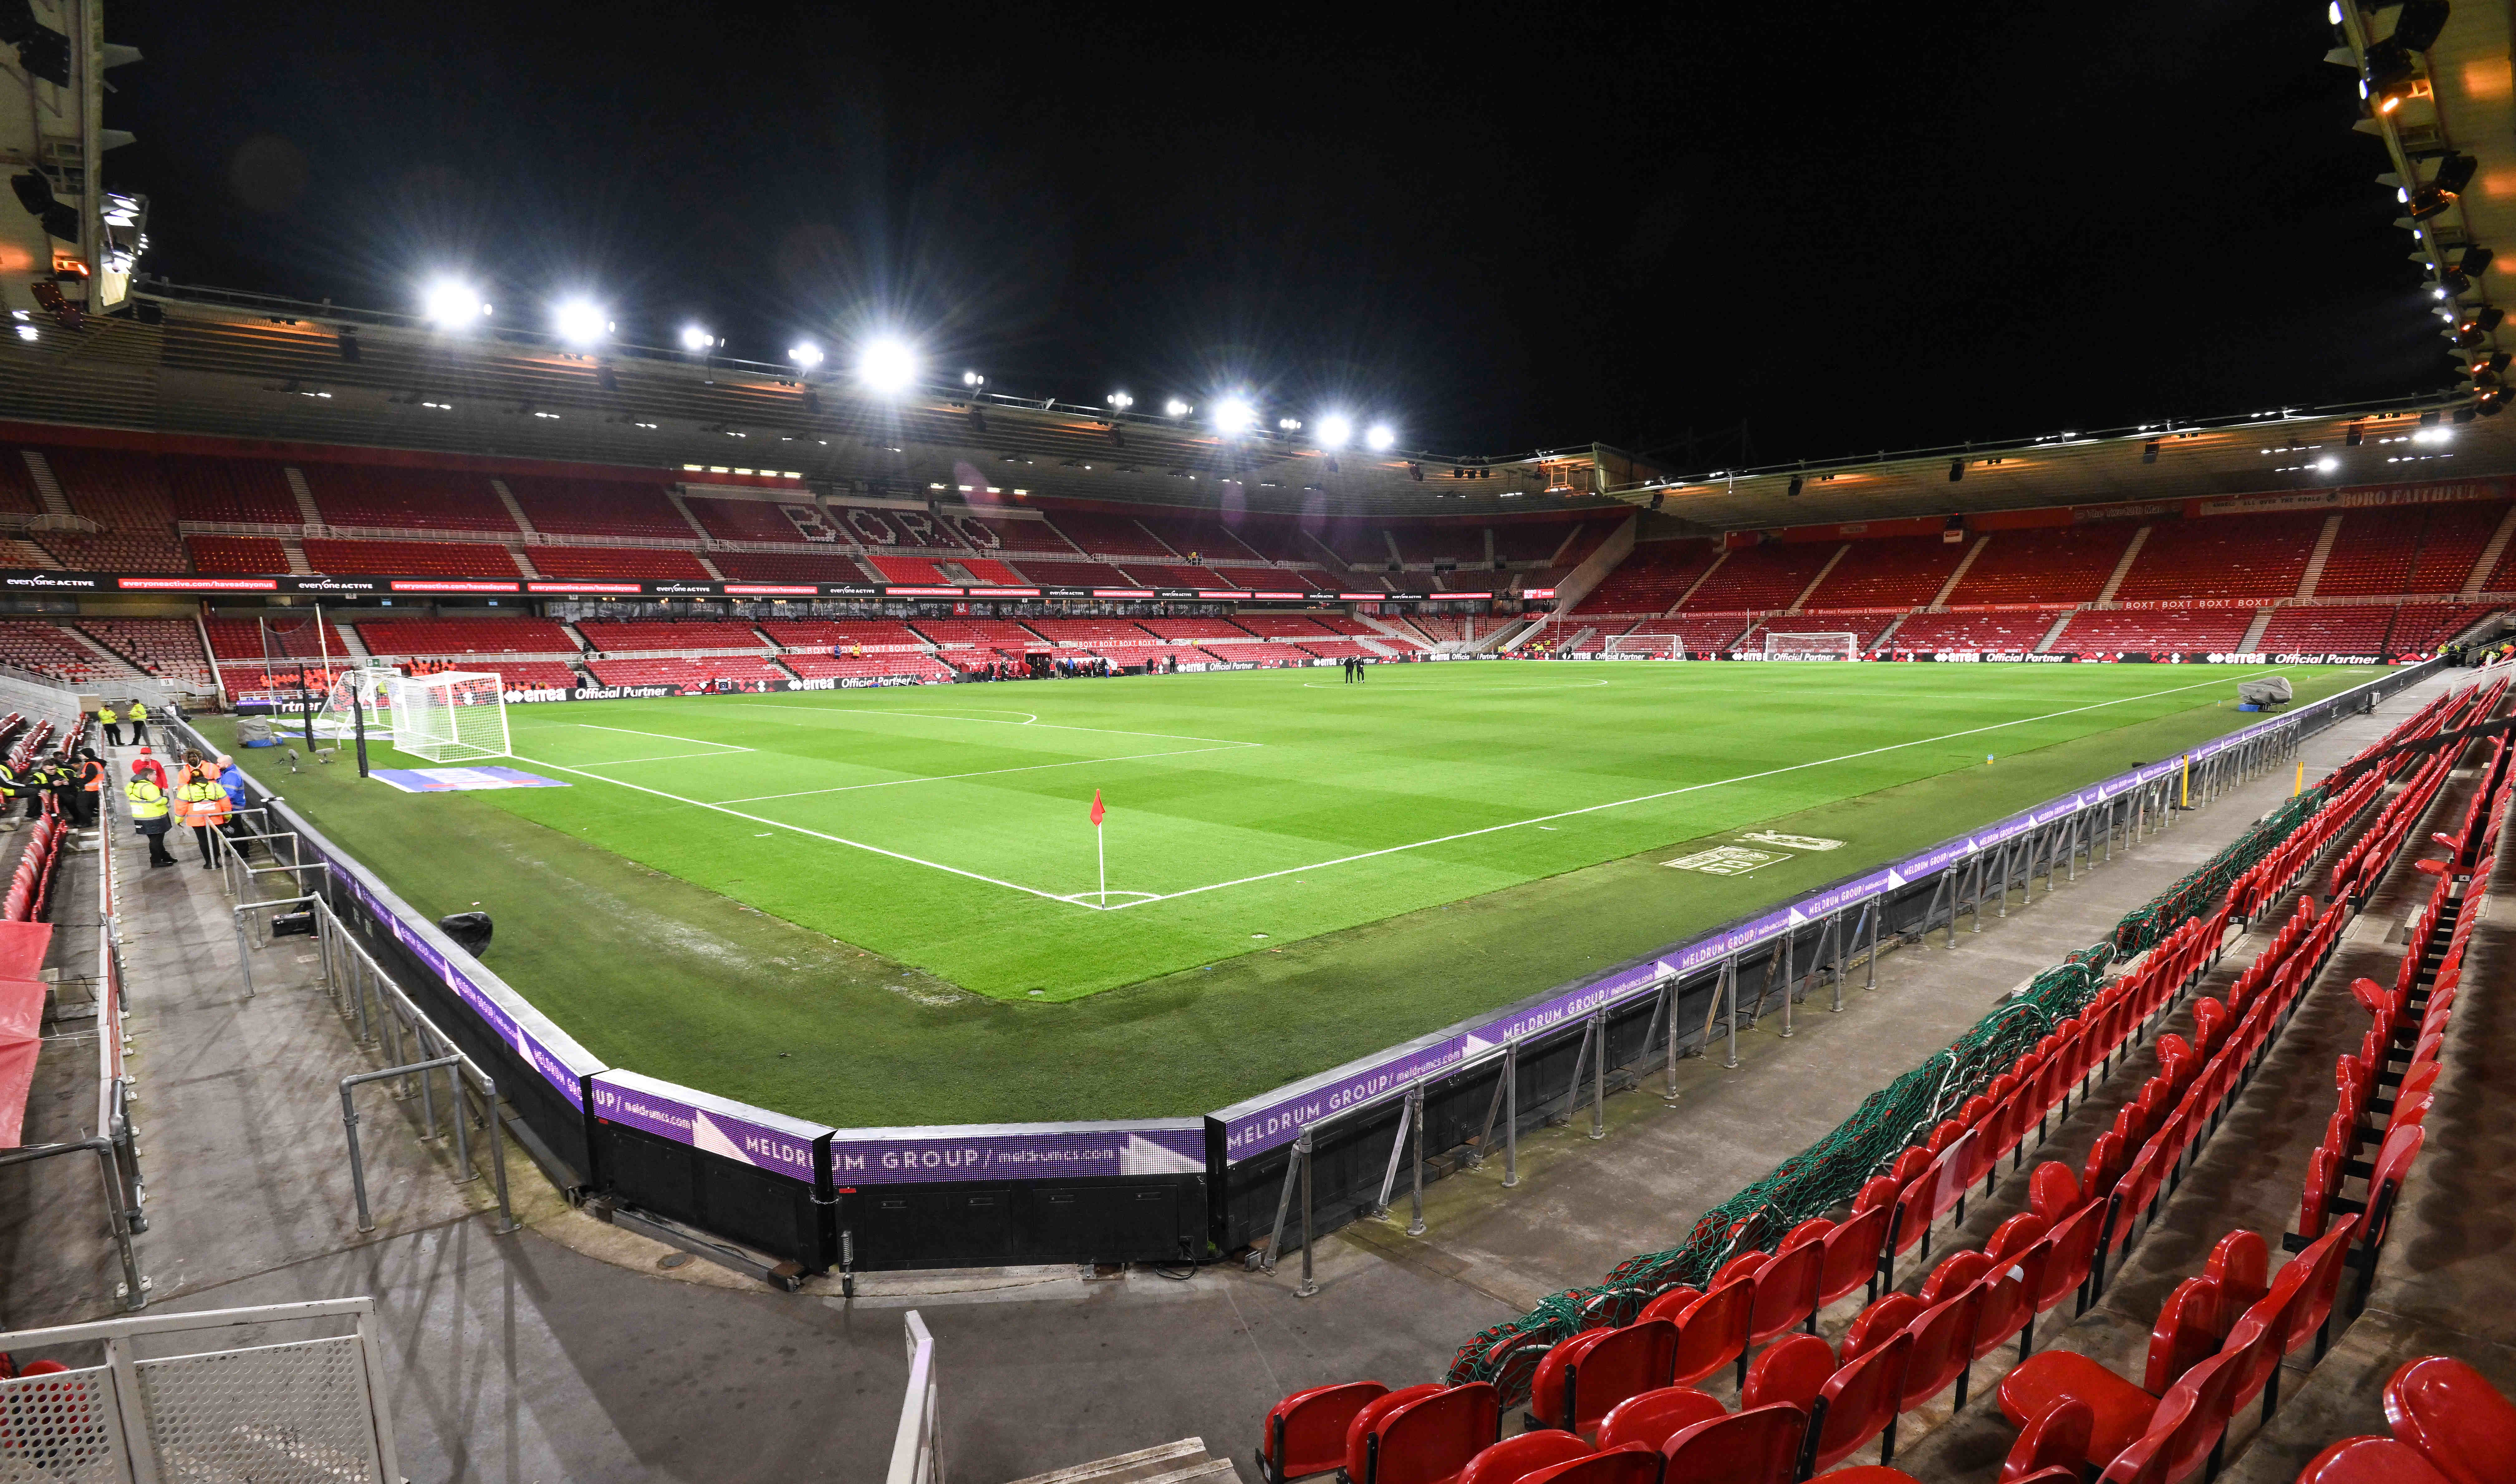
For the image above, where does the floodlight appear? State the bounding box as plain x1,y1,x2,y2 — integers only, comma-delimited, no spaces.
1318,414,1353,448
2317,457,2339,472
858,336,917,394
789,340,825,370
1365,423,1396,451
1213,398,1256,435
680,325,715,352
2327,0,2341,22
2414,425,2453,443
962,370,986,388
552,297,610,346
422,279,487,327
1163,397,1192,418
13,323,34,343
1278,417,1302,432
1107,391,1135,411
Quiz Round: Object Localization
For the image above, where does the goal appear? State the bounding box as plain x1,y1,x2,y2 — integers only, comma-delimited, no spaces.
314,664,400,742
385,671,511,763
1761,631,1863,661
1603,632,1688,660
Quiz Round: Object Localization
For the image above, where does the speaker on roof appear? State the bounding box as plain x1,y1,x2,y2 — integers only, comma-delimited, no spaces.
2394,0,2451,50
1948,458,1964,483
2458,245,2494,278
2433,152,2478,195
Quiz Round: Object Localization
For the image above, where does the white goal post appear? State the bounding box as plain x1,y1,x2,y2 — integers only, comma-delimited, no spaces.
1761,631,1863,661
385,671,512,763
1603,632,1688,659
315,664,401,741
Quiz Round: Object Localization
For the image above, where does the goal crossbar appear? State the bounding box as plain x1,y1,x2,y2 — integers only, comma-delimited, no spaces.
1603,632,1688,658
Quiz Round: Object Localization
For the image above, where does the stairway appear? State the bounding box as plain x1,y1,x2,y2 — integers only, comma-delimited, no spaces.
491,478,538,537
2461,504,2516,597
697,553,727,580
281,467,325,528
18,451,75,518
2237,608,2276,652
509,546,543,579
664,488,715,542
334,624,372,663
2295,513,2344,599
1667,549,1728,614
1870,614,1908,652
1929,535,1989,608
2033,609,2078,653
278,538,313,575
1786,544,1852,611
2095,526,2150,603
58,625,150,683
1002,1437,1241,1484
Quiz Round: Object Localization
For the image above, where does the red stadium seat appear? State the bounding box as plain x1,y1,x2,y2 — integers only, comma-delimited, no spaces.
2298,1438,2456,1484
1348,1385,1446,1482
1531,1320,1676,1436
1656,1404,1806,1484
1806,1331,1913,1473
1897,1285,1984,1412
1514,1445,1660,1484
1596,1387,1725,1453
1741,1335,1835,1414
2000,1397,2093,1483
1817,1206,1892,1310
1669,1279,1754,1389
1262,1382,1387,1483
1362,1384,1501,1484
2383,1356,2516,1484
1747,1241,1825,1346
1456,1430,1593,1484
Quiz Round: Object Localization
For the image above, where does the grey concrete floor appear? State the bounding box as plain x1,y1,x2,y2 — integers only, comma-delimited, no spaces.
0,684,2488,1484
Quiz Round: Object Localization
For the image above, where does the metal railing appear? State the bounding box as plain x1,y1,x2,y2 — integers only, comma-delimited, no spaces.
209,818,518,1233
0,1298,402,1483
887,1311,944,1484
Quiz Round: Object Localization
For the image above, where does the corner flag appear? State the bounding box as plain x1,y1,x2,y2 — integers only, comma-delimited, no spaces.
1090,790,1106,826
1090,790,1107,904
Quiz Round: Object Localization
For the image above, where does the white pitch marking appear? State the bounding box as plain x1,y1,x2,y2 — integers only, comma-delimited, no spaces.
718,700,1252,747
575,751,764,766
1299,679,1608,690
714,742,1258,803
508,752,1099,908
1100,668,2297,911
571,723,754,752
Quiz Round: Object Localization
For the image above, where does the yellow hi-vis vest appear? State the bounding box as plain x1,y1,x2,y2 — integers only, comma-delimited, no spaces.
97,707,116,724
124,780,169,820
129,704,148,719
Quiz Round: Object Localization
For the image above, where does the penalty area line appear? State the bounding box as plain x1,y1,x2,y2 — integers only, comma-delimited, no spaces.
1101,667,2298,911
718,699,1257,747
508,752,1101,909
714,741,1260,803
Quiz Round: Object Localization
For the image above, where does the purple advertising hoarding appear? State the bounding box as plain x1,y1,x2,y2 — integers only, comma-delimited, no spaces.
1211,699,2324,1163
827,1121,1208,1184
589,1070,826,1182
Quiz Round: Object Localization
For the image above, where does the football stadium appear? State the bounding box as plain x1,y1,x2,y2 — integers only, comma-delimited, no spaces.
5,4,2516,1484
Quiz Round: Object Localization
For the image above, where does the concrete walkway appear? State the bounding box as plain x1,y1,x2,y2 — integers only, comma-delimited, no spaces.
0,680,2471,1484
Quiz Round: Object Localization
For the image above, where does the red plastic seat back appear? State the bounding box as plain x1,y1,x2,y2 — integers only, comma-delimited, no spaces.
1810,1332,1913,1474
1531,1330,1616,1433
1456,1432,1593,1484
2202,1230,2268,1314
2297,1437,2456,1484
1373,1384,1502,1484
1567,1321,1677,1434
1670,1280,1753,1388
2028,1161,2081,1224
1742,1333,1835,1414
1595,1386,1725,1454
2148,1347,2252,1484
1350,1385,1447,1483
1658,1404,1807,1484
2081,1131,2129,1201
1896,1287,1982,1411
1840,1293,1924,1364
2032,1201,2105,1315
2384,1355,2516,1484
1516,1446,1662,1484
1268,1381,1388,1482
1920,1249,1991,1305
1747,1242,1823,1347
1637,1287,1702,1327
2139,1276,2227,1397
1970,1246,2048,1358
2000,1397,2093,1484
1818,1205,1892,1309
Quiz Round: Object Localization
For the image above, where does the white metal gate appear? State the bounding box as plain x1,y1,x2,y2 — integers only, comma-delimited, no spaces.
0,1299,400,1484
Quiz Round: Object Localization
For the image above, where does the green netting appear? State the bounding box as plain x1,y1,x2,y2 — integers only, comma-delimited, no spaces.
2108,787,2325,958
1443,777,2336,1402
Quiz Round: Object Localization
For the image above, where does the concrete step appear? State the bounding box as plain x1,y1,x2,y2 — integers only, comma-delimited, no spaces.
282,466,324,527
1001,1438,1236,1484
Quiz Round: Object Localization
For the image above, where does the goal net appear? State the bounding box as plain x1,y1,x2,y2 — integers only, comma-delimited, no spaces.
314,664,400,741
1603,632,1688,659
385,671,511,763
1762,631,1863,661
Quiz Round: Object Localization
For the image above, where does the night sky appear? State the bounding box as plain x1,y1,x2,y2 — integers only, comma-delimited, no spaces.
101,1,2447,463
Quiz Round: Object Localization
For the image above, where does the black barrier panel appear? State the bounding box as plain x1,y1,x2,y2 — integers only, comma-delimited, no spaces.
594,1121,829,1270
839,1174,1205,1271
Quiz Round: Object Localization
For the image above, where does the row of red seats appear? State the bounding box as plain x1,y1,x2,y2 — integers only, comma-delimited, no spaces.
2294,1356,2514,1484
5,812,65,921
2325,680,2502,903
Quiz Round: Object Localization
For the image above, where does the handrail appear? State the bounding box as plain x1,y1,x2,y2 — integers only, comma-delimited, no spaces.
0,1139,145,1308
887,1310,943,1484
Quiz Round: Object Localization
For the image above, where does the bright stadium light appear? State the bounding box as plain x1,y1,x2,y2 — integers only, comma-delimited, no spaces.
680,325,716,352
552,297,610,346
2415,426,2453,444
1213,397,1257,435
1163,397,1192,418
1107,391,1135,411
2317,457,2339,472
422,279,488,328
789,340,825,370
858,336,918,394
962,369,986,388
1365,422,1397,451
1317,414,1354,448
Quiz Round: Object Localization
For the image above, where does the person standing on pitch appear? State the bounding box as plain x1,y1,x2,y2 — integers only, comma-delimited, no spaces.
96,701,120,747
126,761,175,868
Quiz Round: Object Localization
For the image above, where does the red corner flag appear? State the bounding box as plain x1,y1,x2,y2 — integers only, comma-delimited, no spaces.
1090,789,1106,826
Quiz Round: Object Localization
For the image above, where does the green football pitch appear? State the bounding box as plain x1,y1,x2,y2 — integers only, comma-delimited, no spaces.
202,660,2375,1126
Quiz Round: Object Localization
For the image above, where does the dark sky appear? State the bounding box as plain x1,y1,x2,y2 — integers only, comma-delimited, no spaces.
101,1,2446,463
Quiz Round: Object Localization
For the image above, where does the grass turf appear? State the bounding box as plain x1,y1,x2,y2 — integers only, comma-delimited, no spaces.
202,660,2373,1126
